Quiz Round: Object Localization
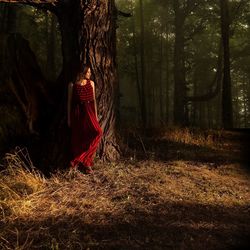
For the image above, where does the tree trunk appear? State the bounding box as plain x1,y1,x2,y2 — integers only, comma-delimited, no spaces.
131,2,141,127
46,11,57,81
159,28,164,125
192,73,198,126
0,0,121,169
242,82,247,127
220,0,233,129
173,0,187,126
165,16,170,125
139,0,147,127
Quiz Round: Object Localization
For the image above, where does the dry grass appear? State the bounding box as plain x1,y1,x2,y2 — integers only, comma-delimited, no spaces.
0,129,250,249
160,127,222,147
144,126,242,149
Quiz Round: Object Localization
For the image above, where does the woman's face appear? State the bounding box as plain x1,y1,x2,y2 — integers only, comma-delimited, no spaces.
85,68,91,79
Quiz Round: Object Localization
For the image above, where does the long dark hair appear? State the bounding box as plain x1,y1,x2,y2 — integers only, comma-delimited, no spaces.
75,64,91,83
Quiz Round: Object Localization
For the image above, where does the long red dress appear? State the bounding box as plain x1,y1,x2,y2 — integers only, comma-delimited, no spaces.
70,79,102,169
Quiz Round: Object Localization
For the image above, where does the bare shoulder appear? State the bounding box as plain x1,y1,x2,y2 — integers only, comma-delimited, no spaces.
90,80,95,88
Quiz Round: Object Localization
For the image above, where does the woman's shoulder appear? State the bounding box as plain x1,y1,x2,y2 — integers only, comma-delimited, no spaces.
68,82,74,88
90,80,95,87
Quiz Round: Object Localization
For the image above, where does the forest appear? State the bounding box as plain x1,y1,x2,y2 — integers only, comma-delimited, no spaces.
0,0,250,249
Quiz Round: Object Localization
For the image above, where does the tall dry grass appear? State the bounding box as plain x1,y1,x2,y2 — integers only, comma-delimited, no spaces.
160,127,223,147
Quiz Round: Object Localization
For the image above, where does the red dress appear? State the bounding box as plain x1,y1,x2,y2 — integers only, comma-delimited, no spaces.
70,79,102,169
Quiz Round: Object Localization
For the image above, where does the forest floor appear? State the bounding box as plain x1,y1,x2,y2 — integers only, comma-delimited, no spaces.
0,127,249,249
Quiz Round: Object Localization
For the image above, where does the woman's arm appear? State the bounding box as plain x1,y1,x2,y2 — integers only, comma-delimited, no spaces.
67,83,73,127
91,80,98,120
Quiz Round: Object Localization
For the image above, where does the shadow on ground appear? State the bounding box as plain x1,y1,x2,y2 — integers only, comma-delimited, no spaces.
1,200,249,249
123,129,250,172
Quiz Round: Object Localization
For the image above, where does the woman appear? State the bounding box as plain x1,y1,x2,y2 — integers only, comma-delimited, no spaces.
67,65,103,174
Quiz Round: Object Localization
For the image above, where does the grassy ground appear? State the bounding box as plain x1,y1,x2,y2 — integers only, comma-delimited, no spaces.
0,127,249,249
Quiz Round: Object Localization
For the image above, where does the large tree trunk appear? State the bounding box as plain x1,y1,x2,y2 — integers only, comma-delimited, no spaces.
220,0,233,129
0,0,121,169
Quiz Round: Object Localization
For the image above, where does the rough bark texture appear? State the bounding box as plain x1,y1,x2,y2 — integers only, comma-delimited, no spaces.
77,0,121,162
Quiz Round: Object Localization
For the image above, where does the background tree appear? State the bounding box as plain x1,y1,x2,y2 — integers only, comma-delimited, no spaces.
220,0,233,129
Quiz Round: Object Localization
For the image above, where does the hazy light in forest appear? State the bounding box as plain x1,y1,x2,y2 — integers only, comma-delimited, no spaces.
240,24,249,29
162,33,167,39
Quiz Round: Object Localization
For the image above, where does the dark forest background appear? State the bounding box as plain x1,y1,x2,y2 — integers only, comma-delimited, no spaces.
0,0,250,158
116,0,250,129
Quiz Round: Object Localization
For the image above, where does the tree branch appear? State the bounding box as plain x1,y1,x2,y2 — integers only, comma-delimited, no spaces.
186,41,223,102
118,10,132,17
0,0,57,4
0,0,58,13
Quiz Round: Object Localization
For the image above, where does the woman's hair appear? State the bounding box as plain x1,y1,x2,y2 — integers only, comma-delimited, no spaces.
75,64,91,82
83,65,91,76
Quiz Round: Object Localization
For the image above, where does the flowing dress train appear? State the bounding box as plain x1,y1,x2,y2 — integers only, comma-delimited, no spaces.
70,79,102,168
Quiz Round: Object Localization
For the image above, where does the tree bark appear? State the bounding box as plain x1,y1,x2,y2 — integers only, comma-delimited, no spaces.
220,0,233,129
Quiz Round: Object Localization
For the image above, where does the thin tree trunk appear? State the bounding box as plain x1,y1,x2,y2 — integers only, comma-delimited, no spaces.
173,0,186,126
193,73,198,126
165,18,170,125
148,41,153,127
131,1,141,126
139,0,147,127
220,0,233,129
243,82,247,127
159,28,164,125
